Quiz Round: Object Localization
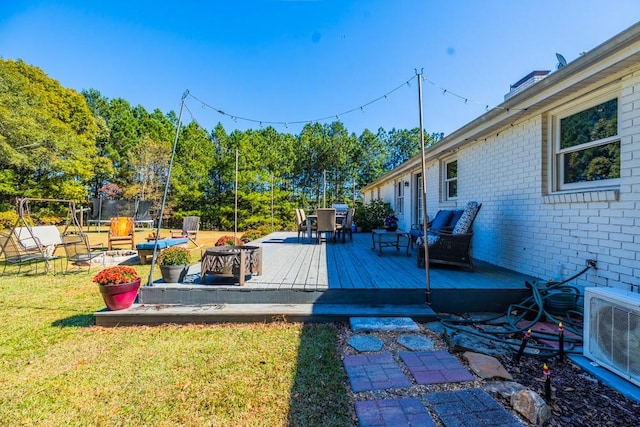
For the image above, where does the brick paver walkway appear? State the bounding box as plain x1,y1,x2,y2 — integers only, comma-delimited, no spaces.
343,318,525,426
343,351,411,392
426,388,524,427
400,350,476,384
355,398,436,427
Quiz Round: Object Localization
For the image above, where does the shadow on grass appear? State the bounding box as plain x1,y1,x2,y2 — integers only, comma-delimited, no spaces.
288,323,354,426
51,313,95,328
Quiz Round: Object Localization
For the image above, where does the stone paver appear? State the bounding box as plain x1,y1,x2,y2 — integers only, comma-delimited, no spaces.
348,334,384,352
425,388,524,427
400,350,475,385
343,351,411,392
355,398,436,427
398,334,434,351
350,317,420,332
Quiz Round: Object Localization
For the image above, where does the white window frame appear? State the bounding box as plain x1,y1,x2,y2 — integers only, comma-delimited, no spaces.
549,88,620,192
395,180,404,215
442,157,458,201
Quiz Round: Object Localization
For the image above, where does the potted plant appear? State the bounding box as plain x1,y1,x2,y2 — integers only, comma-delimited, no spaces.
93,266,141,311
384,212,399,231
158,246,192,283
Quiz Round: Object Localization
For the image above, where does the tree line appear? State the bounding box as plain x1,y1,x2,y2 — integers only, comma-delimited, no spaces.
0,58,441,231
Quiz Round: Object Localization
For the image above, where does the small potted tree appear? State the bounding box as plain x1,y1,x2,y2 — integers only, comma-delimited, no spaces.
93,266,141,311
158,246,192,283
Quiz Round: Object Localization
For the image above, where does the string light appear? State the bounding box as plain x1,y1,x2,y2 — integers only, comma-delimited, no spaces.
421,75,527,113
185,75,418,129
183,72,530,135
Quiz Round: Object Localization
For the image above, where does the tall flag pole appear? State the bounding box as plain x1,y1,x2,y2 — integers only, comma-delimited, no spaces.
416,69,431,305
147,90,188,287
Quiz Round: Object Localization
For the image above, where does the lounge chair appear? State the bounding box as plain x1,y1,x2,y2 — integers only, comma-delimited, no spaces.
108,217,135,250
417,201,482,271
170,216,200,242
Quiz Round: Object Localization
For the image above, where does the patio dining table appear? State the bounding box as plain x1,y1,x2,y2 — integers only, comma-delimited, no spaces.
305,212,346,241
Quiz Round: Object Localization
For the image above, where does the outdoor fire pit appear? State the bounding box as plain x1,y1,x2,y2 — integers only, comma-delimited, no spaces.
200,245,262,285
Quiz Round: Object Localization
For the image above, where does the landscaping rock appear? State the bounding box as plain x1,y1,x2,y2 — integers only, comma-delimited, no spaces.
484,380,527,400
463,351,513,380
511,389,552,426
424,321,445,336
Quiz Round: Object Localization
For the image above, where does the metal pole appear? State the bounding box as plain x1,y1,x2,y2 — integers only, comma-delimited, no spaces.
147,90,188,287
323,169,327,208
416,69,431,305
234,148,239,241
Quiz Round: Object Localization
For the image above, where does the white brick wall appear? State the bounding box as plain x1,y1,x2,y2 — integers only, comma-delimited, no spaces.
374,69,640,292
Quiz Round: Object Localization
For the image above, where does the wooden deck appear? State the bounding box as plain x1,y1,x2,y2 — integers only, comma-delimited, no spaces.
96,231,537,325
130,231,533,311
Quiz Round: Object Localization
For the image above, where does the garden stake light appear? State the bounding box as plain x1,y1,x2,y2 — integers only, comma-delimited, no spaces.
544,363,551,402
558,322,564,363
514,329,532,363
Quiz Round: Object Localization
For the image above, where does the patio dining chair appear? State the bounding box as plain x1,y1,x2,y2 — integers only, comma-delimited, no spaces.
62,233,104,273
294,209,306,242
315,208,337,244
108,217,135,250
336,207,354,243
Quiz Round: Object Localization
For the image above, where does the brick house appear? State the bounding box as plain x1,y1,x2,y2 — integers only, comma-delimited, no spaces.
360,22,640,291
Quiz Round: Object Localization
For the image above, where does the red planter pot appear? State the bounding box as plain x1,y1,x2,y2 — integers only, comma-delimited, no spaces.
98,278,141,311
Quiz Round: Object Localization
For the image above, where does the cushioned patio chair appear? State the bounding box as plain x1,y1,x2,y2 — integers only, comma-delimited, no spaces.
417,201,482,271
108,217,135,250
410,208,464,248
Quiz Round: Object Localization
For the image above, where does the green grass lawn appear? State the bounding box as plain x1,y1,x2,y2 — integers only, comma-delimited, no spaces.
0,262,353,426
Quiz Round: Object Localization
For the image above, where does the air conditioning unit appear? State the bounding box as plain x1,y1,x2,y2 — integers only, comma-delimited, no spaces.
583,287,640,387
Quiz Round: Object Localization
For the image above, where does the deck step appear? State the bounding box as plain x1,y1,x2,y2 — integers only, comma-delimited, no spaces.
94,303,439,326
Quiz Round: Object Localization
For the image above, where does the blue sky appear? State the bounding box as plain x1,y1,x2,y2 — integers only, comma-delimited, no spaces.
1,1,638,136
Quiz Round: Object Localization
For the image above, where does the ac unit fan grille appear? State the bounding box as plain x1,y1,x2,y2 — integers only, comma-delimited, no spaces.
588,296,640,379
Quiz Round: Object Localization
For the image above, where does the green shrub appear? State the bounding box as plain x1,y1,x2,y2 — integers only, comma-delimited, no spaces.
215,235,243,246
241,229,263,242
157,247,192,265
353,199,391,231
0,211,19,230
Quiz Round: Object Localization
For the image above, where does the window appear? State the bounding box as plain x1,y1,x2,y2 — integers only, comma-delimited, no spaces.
552,94,620,191
443,159,458,201
395,181,404,214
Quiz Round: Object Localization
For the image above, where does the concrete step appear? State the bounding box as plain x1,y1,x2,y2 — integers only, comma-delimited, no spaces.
94,303,439,326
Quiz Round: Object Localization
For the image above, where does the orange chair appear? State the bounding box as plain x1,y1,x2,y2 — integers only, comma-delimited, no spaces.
108,217,135,250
